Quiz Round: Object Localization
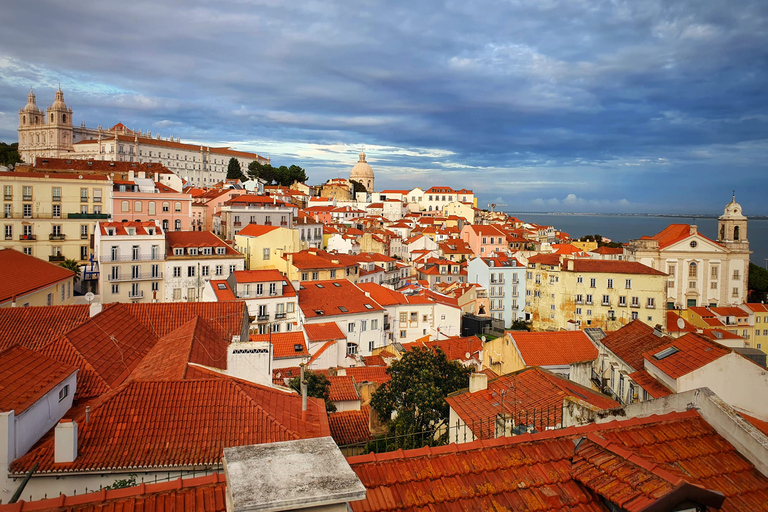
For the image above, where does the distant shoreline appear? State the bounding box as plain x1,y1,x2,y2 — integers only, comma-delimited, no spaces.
506,212,768,220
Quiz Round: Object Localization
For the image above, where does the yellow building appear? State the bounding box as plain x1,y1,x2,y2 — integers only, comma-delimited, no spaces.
0,248,76,307
0,171,111,264
746,303,768,354
527,256,667,331
278,250,359,283
571,240,598,252
234,224,299,270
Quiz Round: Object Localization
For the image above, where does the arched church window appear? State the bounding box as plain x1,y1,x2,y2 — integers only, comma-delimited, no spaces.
22,116,25,124
734,226,739,241
689,262,697,278
51,113,54,122
720,225,725,240
62,114,67,123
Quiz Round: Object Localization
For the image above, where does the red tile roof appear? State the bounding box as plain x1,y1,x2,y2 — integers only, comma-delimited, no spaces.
304,322,345,342
627,369,673,398
0,346,78,414
590,246,624,254
98,220,161,236
208,280,237,301
299,280,383,319
0,305,90,352
328,375,360,402
744,303,768,313
250,332,309,359
640,223,725,250
231,269,285,283
710,306,750,318
11,378,329,474
329,406,373,446
165,231,239,255
666,311,697,333
347,410,767,512
0,473,227,512
401,336,482,363
356,282,433,306
527,253,562,266
643,333,731,379
447,367,618,439
600,320,673,371
509,331,597,366
319,367,391,385
120,302,246,340
568,259,667,276
33,157,173,175
235,223,279,237
0,249,75,304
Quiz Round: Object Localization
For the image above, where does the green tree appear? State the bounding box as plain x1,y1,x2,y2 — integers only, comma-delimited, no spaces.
0,142,22,167
289,370,336,412
748,262,768,302
370,347,472,451
578,234,623,248
226,157,245,181
59,259,81,283
509,319,531,331
248,161,308,186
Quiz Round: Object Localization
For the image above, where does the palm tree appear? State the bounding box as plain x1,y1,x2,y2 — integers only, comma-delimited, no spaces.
59,259,81,283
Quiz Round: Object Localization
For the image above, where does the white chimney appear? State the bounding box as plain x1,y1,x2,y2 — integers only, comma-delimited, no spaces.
89,302,103,317
337,368,347,376
54,420,78,463
128,170,135,181
469,373,487,393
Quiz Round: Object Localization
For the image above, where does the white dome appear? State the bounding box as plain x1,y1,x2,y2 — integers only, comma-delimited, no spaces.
350,150,374,181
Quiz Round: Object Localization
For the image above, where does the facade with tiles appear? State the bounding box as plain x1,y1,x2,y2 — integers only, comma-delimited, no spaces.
0,172,111,264
18,88,269,187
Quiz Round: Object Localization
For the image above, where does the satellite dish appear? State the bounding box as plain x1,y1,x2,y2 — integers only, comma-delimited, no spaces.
84,292,95,303
481,336,487,343
677,318,685,330
465,352,471,359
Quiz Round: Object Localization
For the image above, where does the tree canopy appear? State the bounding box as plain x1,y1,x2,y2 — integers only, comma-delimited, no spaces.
369,347,472,450
59,259,81,283
247,161,308,186
0,142,22,167
748,262,768,302
226,158,245,181
289,370,336,412
578,234,623,248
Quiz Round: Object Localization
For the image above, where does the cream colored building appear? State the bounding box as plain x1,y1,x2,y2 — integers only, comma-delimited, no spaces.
0,248,76,307
628,197,750,308
527,257,667,331
94,221,165,303
18,88,269,187
0,171,111,264
234,224,300,270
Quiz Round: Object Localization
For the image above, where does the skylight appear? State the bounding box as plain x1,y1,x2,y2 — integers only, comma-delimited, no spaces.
316,284,324,288
653,346,680,360
364,304,374,309
333,282,342,287
217,283,227,290
339,306,348,312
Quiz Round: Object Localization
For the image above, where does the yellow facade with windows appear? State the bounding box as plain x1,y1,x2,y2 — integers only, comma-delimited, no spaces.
0,172,111,264
234,227,299,271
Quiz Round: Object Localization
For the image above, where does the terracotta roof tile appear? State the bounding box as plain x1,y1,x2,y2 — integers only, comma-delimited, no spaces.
328,375,360,402
0,305,90,352
643,333,731,379
446,367,619,440
600,320,674,371
165,231,239,255
299,280,383,319
627,369,673,398
0,346,78,414
348,410,766,512
569,260,667,276
304,322,345,342
401,336,482,363
0,473,227,512
250,332,309,359
0,249,75,305
329,406,373,446
509,331,597,366
10,378,329,474
528,253,562,266
235,223,280,237
120,302,246,340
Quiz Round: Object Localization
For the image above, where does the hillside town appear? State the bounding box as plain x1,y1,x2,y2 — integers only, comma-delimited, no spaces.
1,89,767,512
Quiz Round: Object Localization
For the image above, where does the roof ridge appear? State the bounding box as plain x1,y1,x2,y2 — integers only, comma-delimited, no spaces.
229,379,300,439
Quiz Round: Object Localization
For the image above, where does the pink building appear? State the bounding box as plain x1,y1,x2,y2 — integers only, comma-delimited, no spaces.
113,179,193,231
189,187,248,232
461,224,508,257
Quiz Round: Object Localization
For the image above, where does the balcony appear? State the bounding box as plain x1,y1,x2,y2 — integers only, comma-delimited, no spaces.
81,234,89,240
233,221,242,227
52,196,61,202
67,213,110,219
49,234,66,241
280,221,288,226
274,313,286,320
257,314,270,322
3,194,11,200
108,272,163,282
383,322,391,330
19,234,36,241
23,195,32,201
630,303,640,308
102,254,161,262
48,255,65,262
128,290,144,299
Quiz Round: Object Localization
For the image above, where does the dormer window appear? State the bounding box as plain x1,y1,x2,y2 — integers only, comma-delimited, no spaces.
189,248,198,256
203,247,212,255
217,247,225,255
174,248,184,256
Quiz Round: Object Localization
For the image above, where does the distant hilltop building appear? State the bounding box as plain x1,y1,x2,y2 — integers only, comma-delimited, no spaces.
349,149,374,194
17,87,269,186
629,195,750,308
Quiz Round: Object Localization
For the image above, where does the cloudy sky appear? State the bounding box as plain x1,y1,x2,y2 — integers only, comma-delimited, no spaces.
1,0,767,214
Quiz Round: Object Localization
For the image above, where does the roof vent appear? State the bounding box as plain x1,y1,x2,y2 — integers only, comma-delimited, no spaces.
294,344,304,352
653,327,664,337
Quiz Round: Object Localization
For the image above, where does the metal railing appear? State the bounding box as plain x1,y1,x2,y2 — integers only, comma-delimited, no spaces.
49,234,66,241
19,234,36,241
102,254,162,262
128,290,144,299
108,272,163,282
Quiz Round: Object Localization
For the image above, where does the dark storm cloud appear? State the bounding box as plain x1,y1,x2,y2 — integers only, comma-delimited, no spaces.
1,0,767,213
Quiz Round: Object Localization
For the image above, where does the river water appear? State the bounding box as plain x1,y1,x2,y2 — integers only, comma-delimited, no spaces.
507,213,768,268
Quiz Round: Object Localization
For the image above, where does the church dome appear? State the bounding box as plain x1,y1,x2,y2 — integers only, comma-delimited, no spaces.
51,87,68,110
23,89,39,113
349,149,375,192
720,194,746,220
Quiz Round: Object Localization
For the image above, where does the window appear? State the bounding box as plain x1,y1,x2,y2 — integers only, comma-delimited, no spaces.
162,202,170,212
229,265,236,274
576,307,582,315
23,204,31,218
59,385,69,402
733,270,741,280
732,287,739,298
23,186,32,200
400,330,407,338
175,202,182,212
348,322,355,333
590,278,596,288
135,201,142,213
263,248,270,260
80,188,88,202
188,266,195,277
173,288,182,300
631,296,640,307
330,270,336,278
46,293,52,306
3,185,11,199
4,225,11,240
201,265,209,277
668,265,675,277
175,219,181,231
602,295,610,306
625,279,631,289
173,266,181,277
577,276,583,284
216,247,225,255
689,262,697,278
312,272,319,280
710,282,718,290
347,343,358,355
371,319,378,329
52,187,61,201
132,265,140,279
607,279,614,289
94,205,102,214
269,283,277,295
301,272,308,281
399,312,407,323
586,294,593,305
361,320,367,332
647,297,655,308
93,189,102,203
619,296,626,307
575,294,583,304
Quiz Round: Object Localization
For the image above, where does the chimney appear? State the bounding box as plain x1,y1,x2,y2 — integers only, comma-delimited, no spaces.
469,373,487,393
128,169,134,181
85,406,91,424
89,302,103,317
567,259,574,271
300,364,308,413
690,225,698,235
337,368,347,376
54,420,78,463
